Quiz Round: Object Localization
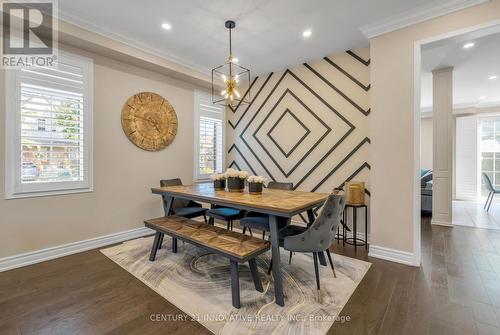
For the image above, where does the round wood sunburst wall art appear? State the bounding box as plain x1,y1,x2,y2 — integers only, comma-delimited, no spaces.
121,92,178,151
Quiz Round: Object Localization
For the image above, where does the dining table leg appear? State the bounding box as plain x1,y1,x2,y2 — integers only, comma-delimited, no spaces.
307,209,327,266
162,196,174,216
269,214,284,306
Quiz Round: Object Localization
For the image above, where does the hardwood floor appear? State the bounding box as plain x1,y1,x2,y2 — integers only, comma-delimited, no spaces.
331,216,500,335
2,217,500,334
0,249,209,335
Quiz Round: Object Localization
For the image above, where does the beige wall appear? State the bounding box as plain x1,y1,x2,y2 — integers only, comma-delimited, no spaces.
370,0,500,261
420,117,433,169
0,44,206,258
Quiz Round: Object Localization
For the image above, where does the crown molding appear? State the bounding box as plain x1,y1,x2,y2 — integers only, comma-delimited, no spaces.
359,0,490,39
420,101,500,117
57,8,211,75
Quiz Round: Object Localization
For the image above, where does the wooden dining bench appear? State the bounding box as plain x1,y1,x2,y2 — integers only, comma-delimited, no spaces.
144,216,270,308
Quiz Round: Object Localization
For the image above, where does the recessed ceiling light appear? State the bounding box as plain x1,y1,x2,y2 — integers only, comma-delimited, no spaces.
489,75,498,80
480,96,487,100
161,23,172,30
463,42,475,49
302,29,312,38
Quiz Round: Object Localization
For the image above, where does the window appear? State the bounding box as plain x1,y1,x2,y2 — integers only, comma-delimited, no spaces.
194,91,225,180
5,51,93,198
480,116,500,197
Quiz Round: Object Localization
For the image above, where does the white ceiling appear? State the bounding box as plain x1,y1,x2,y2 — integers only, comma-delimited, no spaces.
421,30,500,110
58,0,439,75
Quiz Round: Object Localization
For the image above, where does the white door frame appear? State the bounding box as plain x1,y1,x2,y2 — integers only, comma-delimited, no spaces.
412,19,500,266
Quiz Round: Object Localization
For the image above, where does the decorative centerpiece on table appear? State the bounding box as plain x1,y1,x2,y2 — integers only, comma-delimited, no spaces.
211,173,227,190
225,168,249,192
247,175,266,194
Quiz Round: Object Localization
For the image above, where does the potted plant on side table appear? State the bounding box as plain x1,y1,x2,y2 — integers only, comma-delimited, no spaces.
225,168,249,192
211,173,227,190
248,175,266,194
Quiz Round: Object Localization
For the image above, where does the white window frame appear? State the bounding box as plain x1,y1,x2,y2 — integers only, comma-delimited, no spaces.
478,113,500,200
193,90,225,182
5,51,94,199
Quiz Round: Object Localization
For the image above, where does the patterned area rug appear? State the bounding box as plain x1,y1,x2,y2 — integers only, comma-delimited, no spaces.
101,235,370,335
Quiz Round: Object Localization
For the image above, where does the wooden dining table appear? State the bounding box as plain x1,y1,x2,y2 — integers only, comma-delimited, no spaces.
151,183,328,306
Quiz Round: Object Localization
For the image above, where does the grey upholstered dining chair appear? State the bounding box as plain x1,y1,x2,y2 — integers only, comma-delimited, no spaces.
271,193,346,298
240,181,294,239
482,173,500,212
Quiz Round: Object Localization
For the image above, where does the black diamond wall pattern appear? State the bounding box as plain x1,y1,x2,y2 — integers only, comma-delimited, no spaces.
227,49,371,221
267,108,311,158
252,88,335,177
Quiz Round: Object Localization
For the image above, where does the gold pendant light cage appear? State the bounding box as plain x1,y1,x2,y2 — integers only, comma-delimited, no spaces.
211,20,251,109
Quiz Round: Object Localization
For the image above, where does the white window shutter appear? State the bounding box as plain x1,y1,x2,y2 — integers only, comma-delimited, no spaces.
455,115,478,201
5,51,93,198
194,91,225,180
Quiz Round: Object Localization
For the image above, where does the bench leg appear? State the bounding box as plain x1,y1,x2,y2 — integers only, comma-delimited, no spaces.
230,260,241,309
248,259,263,292
149,232,161,261
172,238,178,253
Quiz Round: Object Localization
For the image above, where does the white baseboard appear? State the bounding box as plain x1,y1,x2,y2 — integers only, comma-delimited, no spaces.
368,245,416,266
0,227,154,272
431,220,453,227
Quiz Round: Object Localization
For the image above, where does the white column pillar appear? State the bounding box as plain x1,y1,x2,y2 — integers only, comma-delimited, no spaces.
432,67,453,226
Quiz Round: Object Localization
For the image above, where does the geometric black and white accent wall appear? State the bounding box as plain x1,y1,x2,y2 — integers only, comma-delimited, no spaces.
226,48,370,222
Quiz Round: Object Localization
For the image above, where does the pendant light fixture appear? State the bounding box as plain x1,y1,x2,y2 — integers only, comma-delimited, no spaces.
212,20,251,109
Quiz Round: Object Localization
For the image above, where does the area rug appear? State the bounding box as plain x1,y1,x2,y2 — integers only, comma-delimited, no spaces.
101,235,370,335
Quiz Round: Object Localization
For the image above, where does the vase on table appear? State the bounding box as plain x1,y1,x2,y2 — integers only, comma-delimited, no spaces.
225,168,249,192
247,175,266,194
227,177,245,192
211,173,227,190
213,179,226,190
248,182,263,194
